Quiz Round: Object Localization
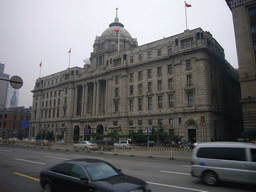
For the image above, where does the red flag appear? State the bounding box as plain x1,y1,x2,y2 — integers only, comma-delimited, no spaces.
185,2,191,7
68,48,71,53
114,29,119,33
39,61,42,67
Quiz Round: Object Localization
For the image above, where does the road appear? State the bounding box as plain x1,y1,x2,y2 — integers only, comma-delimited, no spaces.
0,144,255,192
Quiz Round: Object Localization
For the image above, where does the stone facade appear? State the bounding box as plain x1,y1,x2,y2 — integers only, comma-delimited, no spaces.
30,16,243,143
226,0,256,130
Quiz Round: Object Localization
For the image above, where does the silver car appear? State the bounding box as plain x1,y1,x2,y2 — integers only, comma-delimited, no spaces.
114,140,132,149
73,141,98,150
191,142,256,186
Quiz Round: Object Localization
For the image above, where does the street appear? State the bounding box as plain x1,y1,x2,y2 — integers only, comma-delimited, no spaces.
0,144,255,192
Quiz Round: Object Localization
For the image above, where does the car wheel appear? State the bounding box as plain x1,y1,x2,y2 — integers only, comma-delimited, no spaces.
123,146,126,149
43,183,52,192
74,146,77,150
203,171,218,186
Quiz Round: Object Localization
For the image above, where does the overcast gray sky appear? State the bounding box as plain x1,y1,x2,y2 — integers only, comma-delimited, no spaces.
0,0,237,108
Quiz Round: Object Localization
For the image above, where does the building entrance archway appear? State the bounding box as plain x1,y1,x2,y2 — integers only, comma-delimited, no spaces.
74,126,80,142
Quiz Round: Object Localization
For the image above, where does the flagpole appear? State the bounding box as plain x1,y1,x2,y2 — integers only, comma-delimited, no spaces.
185,1,188,30
39,61,42,78
68,48,71,68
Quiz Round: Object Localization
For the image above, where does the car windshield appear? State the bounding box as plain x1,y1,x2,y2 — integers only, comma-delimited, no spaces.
84,162,120,181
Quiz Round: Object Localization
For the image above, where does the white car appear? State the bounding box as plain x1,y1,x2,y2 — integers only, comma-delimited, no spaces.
73,141,98,150
114,140,132,149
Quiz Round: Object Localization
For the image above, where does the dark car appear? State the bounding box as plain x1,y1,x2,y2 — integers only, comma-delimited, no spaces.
95,140,114,151
40,158,151,192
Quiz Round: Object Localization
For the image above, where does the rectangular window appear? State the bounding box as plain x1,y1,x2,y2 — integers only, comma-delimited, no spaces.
197,147,246,161
158,119,163,125
168,65,173,74
147,69,152,79
130,56,134,63
129,120,133,126
114,100,119,112
130,73,133,82
138,98,143,111
168,78,173,88
148,97,152,110
169,118,174,125
169,129,174,135
115,76,119,84
157,48,161,56
138,120,142,125
168,46,172,54
148,119,152,125
130,100,133,111
115,88,119,97
148,82,152,92
178,117,181,124
158,80,162,91
187,74,192,85
188,92,193,105
130,85,133,95
138,84,142,94
148,51,151,59
157,67,162,76
138,71,142,80
169,94,174,107
186,60,191,69
158,96,163,109
139,53,142,61
251,23,256,34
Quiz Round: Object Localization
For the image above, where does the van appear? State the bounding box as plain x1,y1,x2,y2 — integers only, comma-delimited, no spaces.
190,142,256,186
95,140,114,151
114,140,132,149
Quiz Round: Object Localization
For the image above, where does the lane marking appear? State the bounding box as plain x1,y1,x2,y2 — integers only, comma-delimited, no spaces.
0,149,11,152
160,170,191,176
182,165,191,168
13,172,40,181
147,181,208,192
15,158,45,165
45,156,71,160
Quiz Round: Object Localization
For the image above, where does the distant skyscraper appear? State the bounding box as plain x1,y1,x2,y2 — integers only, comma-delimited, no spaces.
0,63,9,108
6,84,19,108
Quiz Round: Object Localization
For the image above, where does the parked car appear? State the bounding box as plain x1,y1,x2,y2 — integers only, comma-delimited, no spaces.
56,140,66,144
114,140,132,149
95,140,114,151
191,142,256,186
40,158,151,192
179,141,193,149
141,141,156,147
250,140,256,144
35,139,51,146
73,141,98,151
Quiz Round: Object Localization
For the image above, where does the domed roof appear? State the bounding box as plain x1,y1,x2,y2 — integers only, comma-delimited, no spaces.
100,16,133,40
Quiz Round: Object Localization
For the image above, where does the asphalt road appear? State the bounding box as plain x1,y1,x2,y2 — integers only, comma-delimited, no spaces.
0,144,255,192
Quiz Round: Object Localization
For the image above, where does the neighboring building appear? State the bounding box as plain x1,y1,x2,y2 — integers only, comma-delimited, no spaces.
6,84,19,108
226,0,256,131
0,63,9,108
30,15,243,143
0,107,31,139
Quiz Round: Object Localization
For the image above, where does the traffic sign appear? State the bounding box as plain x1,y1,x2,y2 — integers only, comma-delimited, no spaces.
10,76,23,89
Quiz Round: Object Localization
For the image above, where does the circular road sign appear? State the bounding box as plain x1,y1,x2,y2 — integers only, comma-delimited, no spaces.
10,76,23,89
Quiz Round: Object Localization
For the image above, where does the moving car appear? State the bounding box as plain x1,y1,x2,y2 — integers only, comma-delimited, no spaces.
35,139,51,146
191,142,256,186
73,141,98,150
95,140,114,151
114,140,132,149
40,158,151,192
